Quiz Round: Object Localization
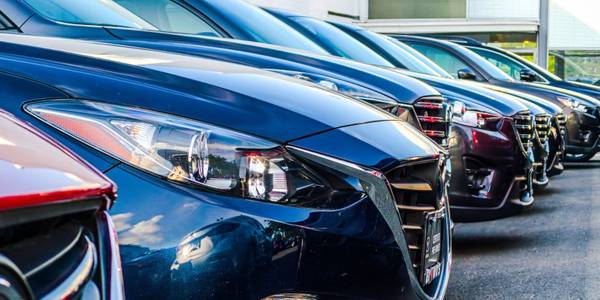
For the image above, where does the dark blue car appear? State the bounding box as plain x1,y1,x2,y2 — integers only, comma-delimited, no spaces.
0,34,451,299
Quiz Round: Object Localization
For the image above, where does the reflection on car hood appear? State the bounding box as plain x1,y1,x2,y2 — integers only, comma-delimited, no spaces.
513,81,600,108
104,27,441,104
478,84,562,115
0,34,396,143
290,120,440,171
403,71,528,116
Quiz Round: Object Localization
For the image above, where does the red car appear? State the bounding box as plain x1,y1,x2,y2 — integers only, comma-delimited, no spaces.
0,110,124,299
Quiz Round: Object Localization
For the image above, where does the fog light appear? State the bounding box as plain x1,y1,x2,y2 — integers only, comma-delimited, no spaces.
262,293,319,300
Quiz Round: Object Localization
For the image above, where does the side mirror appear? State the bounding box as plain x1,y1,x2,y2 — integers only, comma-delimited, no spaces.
457,69,477,80
520,69,537,82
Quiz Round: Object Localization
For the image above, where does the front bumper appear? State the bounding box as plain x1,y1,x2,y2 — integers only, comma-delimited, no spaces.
109,147,451,299
447,120,533,222
564,108,600,155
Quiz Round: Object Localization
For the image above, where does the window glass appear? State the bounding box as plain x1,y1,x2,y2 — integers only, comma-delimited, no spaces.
471,47,537,81
357,29,441,75
388,38,454,79
0,12,14,30
204,0,328,54
290,17,394,67
115,0,221,36
369,0,467,19
23,0,156,29
408,43,473,79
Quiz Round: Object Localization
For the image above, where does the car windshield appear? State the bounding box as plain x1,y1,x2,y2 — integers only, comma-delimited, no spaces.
358,29,442,76
454,43,516,82
290,17,395,67
23,0,156,30
113,0,223,36
202,0,328,54
388,38,454,79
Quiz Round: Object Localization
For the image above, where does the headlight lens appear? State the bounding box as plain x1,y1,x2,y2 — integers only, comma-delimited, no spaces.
453,109,502,129
558,96,587,112
26,100,322,203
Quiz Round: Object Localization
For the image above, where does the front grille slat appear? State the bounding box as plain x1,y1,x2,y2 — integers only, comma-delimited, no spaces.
535,114,552,143
0,214,100,299
414,97,450,146
556,113,567,136
513,111,534,152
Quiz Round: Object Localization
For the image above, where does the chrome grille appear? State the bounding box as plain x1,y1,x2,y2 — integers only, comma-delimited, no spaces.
0,204,108,300
413,96,450,146
556,113,567,135
386,158,447,286
513,111,534,151
535,114,552,143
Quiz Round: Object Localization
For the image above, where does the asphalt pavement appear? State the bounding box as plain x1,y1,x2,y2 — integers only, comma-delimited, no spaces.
447,156,600,300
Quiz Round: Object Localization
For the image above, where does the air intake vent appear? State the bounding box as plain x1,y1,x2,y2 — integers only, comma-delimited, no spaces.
413,96,449,147
513,111,533,152
556,113,566,135
386,158,447,286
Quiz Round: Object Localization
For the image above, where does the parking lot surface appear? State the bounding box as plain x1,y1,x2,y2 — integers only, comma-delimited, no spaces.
448,157,600,299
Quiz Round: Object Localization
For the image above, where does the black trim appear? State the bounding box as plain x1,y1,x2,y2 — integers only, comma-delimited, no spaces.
0,11,18,30
327,11,360,20
0,199,101,229
173,0,232,38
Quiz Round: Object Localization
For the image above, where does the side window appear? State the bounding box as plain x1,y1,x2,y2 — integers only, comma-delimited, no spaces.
409,43,474,79
115,0,222,36
471,48,534,81
0,12,15,30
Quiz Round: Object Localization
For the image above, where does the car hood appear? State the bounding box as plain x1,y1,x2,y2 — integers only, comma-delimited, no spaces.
504,81,600,108
402,72,528,116
559,80,600,101
0,34,395,143
290,120,440,171
477,84,562,115
103,27,441,104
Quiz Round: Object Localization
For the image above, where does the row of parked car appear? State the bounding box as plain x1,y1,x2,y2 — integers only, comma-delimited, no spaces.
2,0,600,299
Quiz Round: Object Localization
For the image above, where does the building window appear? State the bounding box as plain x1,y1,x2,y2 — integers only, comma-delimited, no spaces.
369,0,467,19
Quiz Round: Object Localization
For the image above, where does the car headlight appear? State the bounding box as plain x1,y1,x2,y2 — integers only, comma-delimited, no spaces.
451,101,502,130
268,69,398,108
558,96,587,113
26,99,325,203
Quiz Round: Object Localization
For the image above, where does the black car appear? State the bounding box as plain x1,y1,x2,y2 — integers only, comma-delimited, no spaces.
444,36,600,101
396,35,600,162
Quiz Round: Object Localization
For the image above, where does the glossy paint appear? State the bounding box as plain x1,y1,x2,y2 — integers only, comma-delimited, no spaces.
0,0,439,106
0,35,448,299
0,109,123,299
461,41,600,101
254,7,539,220
0,110,115,210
